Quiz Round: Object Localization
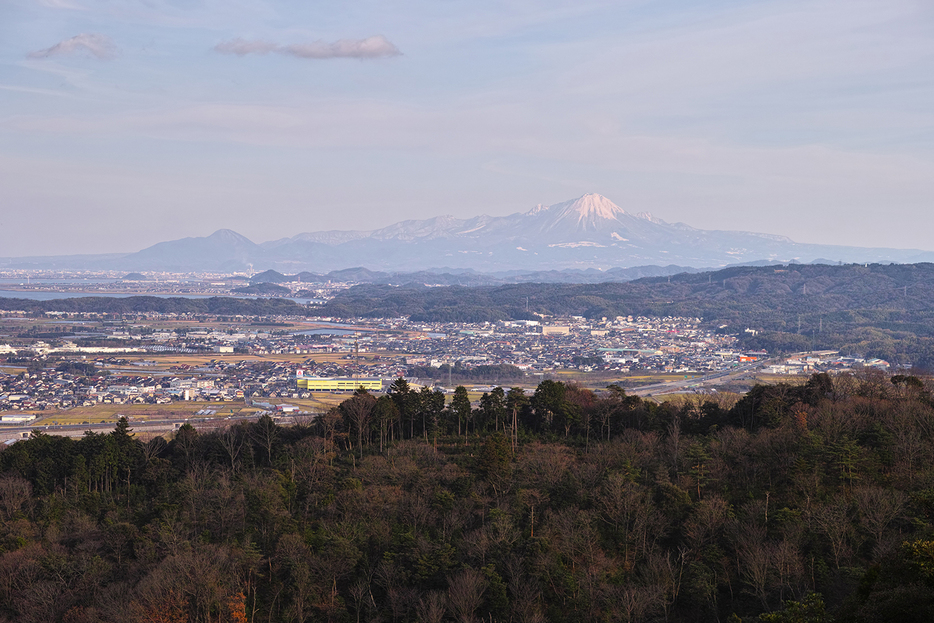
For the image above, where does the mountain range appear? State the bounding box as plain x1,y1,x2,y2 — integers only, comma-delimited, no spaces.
3,194,932,273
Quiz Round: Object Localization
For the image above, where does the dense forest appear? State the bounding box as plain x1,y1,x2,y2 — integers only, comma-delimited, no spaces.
320,263,934,367
320,263,934,322
2,373,934,622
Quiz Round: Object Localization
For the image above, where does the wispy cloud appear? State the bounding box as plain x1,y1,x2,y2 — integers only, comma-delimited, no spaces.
0,84,80,98
34,0,85,8
28,33,116,60
214,39,278,56
282,36,401,59
215,35,401,59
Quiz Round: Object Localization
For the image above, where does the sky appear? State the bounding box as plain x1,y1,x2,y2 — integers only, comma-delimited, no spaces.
1,0,933,257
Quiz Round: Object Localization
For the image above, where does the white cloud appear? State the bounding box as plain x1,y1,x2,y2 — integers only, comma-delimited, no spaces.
214,35,401,59
27,33,117,60
282,35,401,59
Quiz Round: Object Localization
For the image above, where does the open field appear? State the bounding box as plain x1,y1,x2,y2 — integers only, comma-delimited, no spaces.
246,394,354,411
548,370,696,392
7,392,355,427
273,394,347,411
552,370,691,383
25,401,260,425
753,373,806,383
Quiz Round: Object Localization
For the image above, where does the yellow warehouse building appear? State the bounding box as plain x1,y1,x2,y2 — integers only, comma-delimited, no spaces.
297,377,383,392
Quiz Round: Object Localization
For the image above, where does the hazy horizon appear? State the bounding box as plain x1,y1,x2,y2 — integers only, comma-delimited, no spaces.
2,1,933,257
3,190,933,261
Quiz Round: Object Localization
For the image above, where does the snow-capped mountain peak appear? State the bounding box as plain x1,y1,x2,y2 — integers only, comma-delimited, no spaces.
533,193,628,232
560,193,627,221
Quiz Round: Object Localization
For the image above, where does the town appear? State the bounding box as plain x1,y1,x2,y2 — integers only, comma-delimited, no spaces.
0,304,893,425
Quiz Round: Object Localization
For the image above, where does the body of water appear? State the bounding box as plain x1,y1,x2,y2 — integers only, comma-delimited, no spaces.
294,328,356,336
300,321,358,328
0,278,114,285
294,321,361,337
0,290,322,304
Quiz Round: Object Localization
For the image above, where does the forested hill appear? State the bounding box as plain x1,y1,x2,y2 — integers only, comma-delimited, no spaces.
3,374,934,621
320,262,934,323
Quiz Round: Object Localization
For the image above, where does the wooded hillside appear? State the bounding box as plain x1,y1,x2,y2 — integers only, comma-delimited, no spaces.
1,372,934,622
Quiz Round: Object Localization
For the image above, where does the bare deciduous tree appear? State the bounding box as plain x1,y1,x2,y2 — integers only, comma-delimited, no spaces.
855,486,907,559
343,392,376,460
447,567,487,623
810,496,855,569
416,591,446,623
141,435,167,465
613,583,663,623
219,425,246,473
735,522,771,609
0,475,32,522
249,414,280,466
683,495,730,552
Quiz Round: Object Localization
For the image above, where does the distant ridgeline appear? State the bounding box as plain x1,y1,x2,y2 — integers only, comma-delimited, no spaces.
0,296,312,316
319,262,934,368
321,262,934,321
246,264,700,286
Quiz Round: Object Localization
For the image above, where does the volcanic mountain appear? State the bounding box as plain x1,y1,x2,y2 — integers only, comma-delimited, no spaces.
247,193,931,272
3,194,932,272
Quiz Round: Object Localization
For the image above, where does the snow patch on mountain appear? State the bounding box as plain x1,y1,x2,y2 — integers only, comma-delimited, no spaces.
636,212,664,224
548,241,608,248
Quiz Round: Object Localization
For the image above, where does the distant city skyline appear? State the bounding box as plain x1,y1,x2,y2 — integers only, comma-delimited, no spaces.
2,0,933,257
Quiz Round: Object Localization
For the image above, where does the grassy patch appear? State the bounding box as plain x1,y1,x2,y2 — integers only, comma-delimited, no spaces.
31,401,255,425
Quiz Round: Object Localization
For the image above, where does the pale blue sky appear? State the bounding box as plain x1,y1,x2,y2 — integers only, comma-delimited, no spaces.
1,0,933,256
